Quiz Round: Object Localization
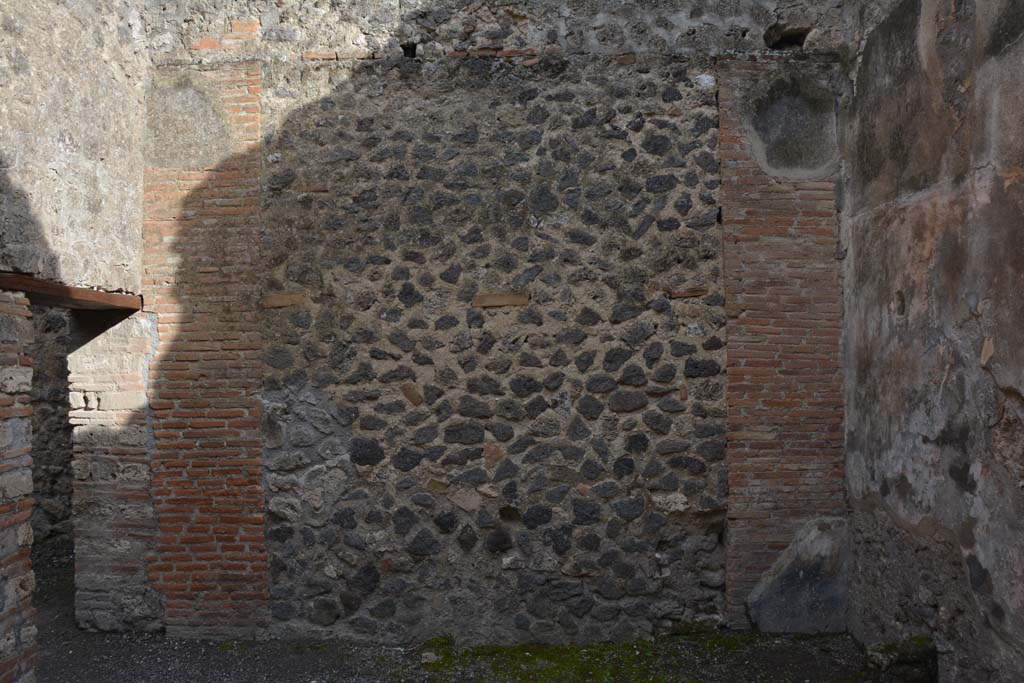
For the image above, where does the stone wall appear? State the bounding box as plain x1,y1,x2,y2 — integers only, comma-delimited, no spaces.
95,2,848,645
844,0,1024,679
143,0,847,62
0,0,147,293
259,54,727,643
69,312,162,633
0,0,854,656
0,291,37,683
28,308,74,543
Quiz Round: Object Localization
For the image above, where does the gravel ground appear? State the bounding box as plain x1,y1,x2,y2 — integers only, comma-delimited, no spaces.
34,541,880,683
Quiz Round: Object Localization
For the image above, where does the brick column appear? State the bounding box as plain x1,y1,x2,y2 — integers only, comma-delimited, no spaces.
719,59,845,626
70,312,162,631
143,64,268,637
0,291,37,683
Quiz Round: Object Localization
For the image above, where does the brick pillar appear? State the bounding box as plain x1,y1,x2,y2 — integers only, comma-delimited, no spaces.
719,58,846,626
0,291,37,683
143,64,268,637
70,312,162,631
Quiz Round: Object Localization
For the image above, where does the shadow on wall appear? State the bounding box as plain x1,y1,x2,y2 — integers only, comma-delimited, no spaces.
2,154,145,677
147,41,730,642
0,157,58,279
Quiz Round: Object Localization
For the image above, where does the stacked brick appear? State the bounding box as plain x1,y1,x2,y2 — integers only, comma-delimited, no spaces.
142,64,269,638
69,313,162,631
719,59,845,626
0,291,36,683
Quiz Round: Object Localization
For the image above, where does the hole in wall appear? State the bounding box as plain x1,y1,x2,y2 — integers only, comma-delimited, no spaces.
401,42,418,59
764,24,811,50
895,290,906,316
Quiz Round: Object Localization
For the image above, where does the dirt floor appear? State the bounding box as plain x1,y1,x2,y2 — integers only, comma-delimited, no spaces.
34,541,886,683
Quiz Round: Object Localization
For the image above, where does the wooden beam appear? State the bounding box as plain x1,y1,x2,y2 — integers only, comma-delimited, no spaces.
0,273,142,311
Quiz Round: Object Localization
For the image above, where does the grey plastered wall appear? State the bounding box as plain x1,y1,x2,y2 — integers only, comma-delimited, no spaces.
843,0,1024,679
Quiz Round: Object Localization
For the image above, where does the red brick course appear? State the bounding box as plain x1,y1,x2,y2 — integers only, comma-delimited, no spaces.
143,64,269,637
719,59,846,626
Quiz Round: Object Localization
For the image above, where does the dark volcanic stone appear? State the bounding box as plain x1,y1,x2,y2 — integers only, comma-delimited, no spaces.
308,598,340,626
645,174,678,193
444,422,485,444
669,455,707,475
433,510,459,534
625,433,650,454
392,447,424,471
585,375,617,393
608,390,648,413
577,394,605,420
643,410,673,434
407,528,441,556
684,358,722,377
351,437,385,466
484,527,515,553
611,497,644,522
509,376,543,397
576,307,602,326
458,395,494,419
613,457,635,478
523,505,554,529
350,564,380,594
602,348,633,372
493,458,520,481
456,524,478,551
610,303,642,324
671,341,698,357
439,263,462,284
572,499,602,526
651,363,677,383
697,440,727,461
619,364,646,386
393,507,417,536
575,351,597,372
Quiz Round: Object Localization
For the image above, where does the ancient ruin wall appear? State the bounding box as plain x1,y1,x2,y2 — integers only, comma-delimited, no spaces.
844,0,1024,679
0,292,36,683
143,0,846,62
28,308,74,543
258,55,726,643
0,1,147,293
125,2,848,642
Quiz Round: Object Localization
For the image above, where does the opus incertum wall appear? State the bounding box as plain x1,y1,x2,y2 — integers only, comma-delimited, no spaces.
4,15,844,681
6,2,847,679
124,26,845,643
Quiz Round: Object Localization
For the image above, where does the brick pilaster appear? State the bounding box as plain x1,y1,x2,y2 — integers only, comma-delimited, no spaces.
719,59,846,626
143,64,268,637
